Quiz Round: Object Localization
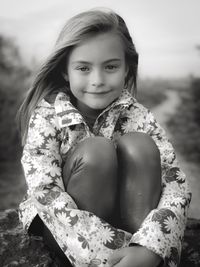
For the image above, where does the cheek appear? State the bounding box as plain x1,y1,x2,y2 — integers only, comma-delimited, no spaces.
68,73,84,91
70,85,83,99
109,73,125,89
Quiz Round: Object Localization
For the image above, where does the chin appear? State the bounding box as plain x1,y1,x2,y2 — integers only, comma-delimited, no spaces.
92,97,115,108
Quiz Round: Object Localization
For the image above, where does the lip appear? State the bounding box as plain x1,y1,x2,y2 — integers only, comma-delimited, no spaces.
84,91,111,95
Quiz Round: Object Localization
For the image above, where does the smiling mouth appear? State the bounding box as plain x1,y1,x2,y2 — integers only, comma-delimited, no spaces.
85,91,111,95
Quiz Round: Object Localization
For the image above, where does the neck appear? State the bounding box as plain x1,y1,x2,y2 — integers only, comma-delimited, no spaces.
76,100,103,120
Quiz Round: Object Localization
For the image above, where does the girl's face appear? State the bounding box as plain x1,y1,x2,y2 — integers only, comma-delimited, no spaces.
66,32,128,112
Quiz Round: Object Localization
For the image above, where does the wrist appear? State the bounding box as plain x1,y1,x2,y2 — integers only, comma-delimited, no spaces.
129,244,162,266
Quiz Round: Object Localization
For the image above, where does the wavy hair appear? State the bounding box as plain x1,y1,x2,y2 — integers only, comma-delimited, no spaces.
17,8,138,145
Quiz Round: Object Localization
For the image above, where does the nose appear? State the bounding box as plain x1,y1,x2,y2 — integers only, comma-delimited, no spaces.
91,69,104,87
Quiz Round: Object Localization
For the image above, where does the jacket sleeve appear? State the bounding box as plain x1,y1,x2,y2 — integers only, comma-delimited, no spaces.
21,101,133,267
129,108,192,266
21,101,78,222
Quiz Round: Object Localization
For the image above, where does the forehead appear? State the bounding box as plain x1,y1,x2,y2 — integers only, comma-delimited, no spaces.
68,32,125,63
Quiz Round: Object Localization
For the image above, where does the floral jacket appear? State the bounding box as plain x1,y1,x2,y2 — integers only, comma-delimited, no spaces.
19,89,191,267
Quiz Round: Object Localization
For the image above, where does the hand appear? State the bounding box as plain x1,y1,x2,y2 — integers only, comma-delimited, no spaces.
108,246,162,267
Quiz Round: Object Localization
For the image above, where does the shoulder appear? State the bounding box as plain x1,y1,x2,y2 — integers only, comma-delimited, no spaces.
123,98,159,128
33,90,72,129
44,88,69,105
37,89,69,114
31,93,59,123
126,96,150,116
44,91,59,105
121,90,149,112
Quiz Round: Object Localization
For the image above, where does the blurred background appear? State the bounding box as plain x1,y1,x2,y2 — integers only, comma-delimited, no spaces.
0,0,200,219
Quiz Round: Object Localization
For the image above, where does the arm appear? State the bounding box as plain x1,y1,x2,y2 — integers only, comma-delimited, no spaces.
22,100,133,266
128,109,192,266
22,101,77,208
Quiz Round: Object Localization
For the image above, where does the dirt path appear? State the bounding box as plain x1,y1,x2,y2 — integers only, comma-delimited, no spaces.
152,90,181,125
152,90,200,219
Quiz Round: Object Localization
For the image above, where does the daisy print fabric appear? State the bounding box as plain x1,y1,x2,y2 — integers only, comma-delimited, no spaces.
19,89,191,267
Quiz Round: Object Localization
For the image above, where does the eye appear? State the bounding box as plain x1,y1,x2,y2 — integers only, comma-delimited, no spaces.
105,65,119,71
76,66,90,72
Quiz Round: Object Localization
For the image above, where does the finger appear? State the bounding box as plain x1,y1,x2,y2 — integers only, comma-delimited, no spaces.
108,249,125,266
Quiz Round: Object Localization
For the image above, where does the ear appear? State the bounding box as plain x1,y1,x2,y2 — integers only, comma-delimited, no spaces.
62,72,69,82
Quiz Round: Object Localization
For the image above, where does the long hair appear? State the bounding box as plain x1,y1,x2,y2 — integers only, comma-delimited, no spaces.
17,8,138,146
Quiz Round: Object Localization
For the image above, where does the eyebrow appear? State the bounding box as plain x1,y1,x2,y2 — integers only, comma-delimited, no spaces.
71,59,122,65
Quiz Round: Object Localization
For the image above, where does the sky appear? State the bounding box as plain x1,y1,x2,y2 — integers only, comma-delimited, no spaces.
0,0,200,78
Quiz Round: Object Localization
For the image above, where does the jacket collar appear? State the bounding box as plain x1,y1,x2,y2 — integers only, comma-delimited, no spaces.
54,89,135,128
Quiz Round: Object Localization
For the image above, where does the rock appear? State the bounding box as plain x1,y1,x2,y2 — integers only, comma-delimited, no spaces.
0,209,200,267
0,209,54,267
180,218,200,267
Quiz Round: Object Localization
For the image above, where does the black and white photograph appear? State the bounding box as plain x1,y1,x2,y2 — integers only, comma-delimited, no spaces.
0,1,200,266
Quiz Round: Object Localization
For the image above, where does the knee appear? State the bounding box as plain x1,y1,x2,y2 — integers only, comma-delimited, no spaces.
64,137,117,176
79,137,117,169
116,132,160,163
117,133,161,198
63,137,117,188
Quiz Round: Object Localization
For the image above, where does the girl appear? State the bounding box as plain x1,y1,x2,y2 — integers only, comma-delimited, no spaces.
17,8,191,267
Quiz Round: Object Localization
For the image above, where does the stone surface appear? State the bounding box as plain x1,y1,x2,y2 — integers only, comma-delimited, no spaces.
0,209,54,267
0,209,200,267
180,218,200,267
